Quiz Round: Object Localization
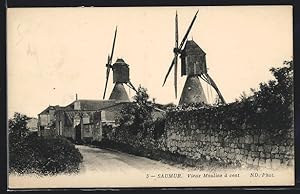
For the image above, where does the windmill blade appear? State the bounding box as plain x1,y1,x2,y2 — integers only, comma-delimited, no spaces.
162,11,179,88
174,11,179,98
103,27,117,99
103,54,111,99
175,11,178,49
109,26,118,64
178,10,199,50
162,57,175,87
103,67,110,99
203,73,226,104
174,54,178,98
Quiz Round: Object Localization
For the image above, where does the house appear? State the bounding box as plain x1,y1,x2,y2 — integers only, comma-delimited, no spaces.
37,105,67,136
37,94,167,143
26,118,38,133
38,97,130,143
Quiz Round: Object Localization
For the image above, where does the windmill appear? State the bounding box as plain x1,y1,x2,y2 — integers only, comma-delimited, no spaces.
162,10,226,105
103,27,137,101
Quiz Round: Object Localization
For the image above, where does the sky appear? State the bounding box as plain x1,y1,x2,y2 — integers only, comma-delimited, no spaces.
7,6,293,118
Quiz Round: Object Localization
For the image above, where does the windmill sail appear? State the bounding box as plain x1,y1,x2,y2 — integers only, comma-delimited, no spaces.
174,11,179,98
178,10,198,50
103,54,111,99
103,26,118,99
162,10,199,99
161,10,226,105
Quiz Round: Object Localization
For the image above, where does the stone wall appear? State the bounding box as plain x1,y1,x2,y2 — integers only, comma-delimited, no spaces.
91,122,102,142
101,106,294,169
165,110,294,169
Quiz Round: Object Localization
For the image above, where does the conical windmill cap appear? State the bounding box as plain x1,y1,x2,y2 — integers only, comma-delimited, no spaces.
184,40,206,55
109,82,130,101
113,58,128,67
179,76,207,105
115,58,125,63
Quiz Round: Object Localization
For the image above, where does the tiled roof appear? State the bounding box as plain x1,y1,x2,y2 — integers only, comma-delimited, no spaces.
38,105,66,115
80,100,116,110
65,99,124,111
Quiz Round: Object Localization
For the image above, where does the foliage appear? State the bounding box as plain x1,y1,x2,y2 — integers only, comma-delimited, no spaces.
169,60,293,133
152,117,166,139
168,102,213,112
155,102,177,110
8,113,30,143
115,60,293,145
133,86,150,105
119,85,168,138
117,86,164,137
239,91,249,102
242,60,293,129
9,113,83,175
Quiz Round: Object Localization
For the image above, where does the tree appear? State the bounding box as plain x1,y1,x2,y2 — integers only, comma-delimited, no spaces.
133,86,150,105
237,60,293,129
255,61,293,106
239,91,248,102
117,86,154,136
269,60,293,107
9,112,30,143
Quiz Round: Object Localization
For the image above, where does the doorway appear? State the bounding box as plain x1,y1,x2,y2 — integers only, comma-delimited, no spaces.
75,124,82,144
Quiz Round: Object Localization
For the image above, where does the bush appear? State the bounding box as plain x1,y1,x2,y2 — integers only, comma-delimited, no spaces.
166,60,293,139
9,113,83,175
9,134,83,175
117,86,154,136
8,112,30,143
152,117,166,139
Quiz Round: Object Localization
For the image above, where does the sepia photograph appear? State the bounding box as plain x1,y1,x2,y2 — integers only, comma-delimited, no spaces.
7,5,294,189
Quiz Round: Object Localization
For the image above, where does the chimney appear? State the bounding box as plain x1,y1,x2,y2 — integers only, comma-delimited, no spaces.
76,93,78,101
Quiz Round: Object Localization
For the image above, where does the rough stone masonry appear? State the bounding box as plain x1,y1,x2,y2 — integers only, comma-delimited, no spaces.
102,105,294,169
164,109,294,169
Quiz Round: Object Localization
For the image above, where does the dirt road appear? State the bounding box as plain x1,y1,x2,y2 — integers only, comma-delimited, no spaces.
9,145,293,188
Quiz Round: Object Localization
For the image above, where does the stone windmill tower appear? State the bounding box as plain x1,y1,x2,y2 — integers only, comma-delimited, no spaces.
162,11,226,105
103,27,137,101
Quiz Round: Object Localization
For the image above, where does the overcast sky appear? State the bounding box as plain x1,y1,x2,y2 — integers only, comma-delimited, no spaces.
7,6,293,118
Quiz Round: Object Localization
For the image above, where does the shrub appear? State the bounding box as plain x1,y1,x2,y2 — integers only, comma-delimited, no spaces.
9,134,83,175
117,86,154,136
166,60,293,139
152,117,166,139
9,113,83,175
8,112,30,143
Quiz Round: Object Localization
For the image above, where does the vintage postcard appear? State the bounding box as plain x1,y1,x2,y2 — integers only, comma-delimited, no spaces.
7,6,294,189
